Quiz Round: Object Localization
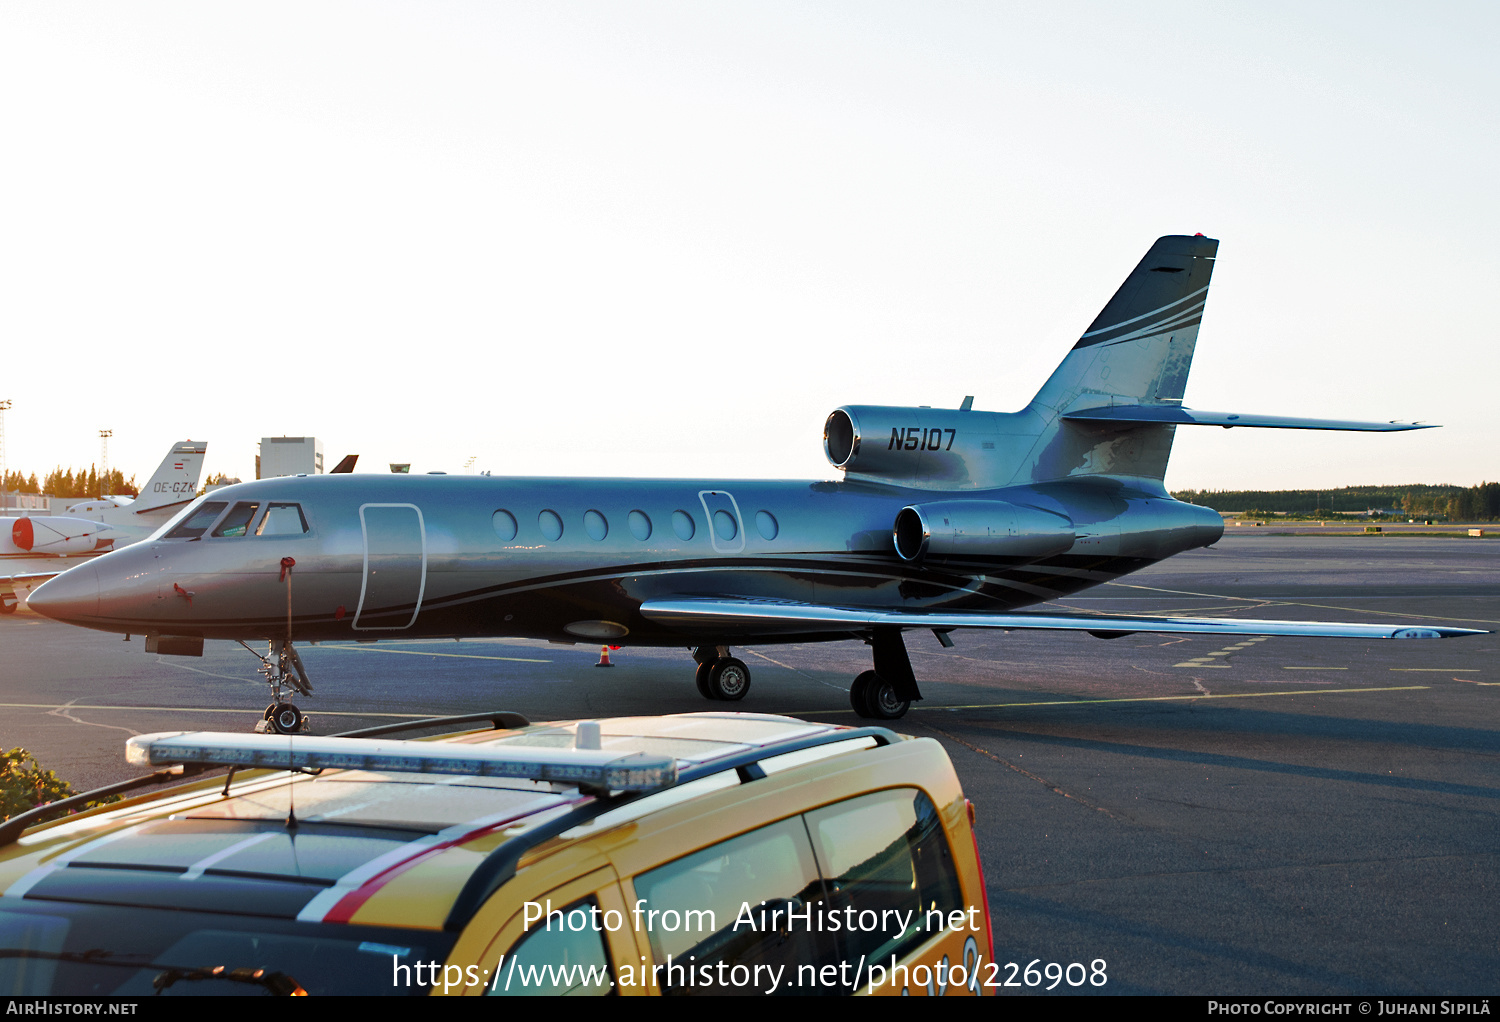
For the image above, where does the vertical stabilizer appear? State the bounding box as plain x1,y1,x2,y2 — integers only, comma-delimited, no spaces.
118,440,207,516
1017,235,1218,485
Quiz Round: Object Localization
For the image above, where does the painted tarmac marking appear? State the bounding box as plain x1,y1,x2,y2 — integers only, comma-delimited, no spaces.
1283,666,1348,670
0,702,445,719
909,685,1430,712
1174,636,1271,668
914,720,1129,822
1390,668,1480,672
46,698,144,737
742,649,846,692
1103,581,1500,626
317,645,549,663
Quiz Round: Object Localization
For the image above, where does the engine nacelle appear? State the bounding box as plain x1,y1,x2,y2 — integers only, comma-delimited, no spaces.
6,517,114,556
893,500,1076,562
824,405,1021,489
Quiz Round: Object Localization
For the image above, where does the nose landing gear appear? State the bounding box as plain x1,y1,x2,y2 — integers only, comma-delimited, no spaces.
263,702,305,735
240,639,313,734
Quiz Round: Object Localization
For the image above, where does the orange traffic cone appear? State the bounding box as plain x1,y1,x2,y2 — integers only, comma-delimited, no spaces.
595,645,614,668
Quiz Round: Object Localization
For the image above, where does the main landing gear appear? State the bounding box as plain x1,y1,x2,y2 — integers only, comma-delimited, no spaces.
848,629,922,721
850,671,910,719
689,631,922,720
240,639,314,734
692,646,752,701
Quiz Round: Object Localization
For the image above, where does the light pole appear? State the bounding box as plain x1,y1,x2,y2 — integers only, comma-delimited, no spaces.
0,400,11,511
99,429,113,496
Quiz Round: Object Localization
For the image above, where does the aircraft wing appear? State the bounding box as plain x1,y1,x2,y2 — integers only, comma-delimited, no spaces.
638,598,1486,640
1,567,63,589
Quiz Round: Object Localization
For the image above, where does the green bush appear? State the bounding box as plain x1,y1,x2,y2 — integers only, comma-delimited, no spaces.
0,747,78,821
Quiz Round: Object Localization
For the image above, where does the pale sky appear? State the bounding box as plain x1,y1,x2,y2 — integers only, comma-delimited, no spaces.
2,2,1495,492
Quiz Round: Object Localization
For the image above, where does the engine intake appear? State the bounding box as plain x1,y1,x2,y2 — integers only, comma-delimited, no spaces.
7,517,112,556
824,404,1018,489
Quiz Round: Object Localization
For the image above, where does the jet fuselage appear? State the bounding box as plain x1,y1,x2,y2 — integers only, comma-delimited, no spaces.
29,472,1224,645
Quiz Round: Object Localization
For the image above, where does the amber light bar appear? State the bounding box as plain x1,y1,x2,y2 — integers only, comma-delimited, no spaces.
125,731,677,793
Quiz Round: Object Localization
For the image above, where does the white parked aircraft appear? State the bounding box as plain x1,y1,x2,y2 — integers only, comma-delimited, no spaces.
1,440,206,612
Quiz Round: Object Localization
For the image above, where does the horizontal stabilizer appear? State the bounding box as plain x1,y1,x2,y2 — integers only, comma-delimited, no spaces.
1062,406,1435,431
640,598,1486,640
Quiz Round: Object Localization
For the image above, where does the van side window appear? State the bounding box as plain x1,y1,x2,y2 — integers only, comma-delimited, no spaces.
804,788,964,966
211,502,262,538
632,816,839,995
256,503,308,536
488,897,613,997
164,502,228,540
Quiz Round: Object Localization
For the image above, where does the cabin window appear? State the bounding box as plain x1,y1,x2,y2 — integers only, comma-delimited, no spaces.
584,510,608,542
165,502,228,540
492,510,518,542
538,510,563,542
712,510,737,542
671,510,695,542
628,510,652,541
212,502,262,538
256,503,308,536
755,510,779,541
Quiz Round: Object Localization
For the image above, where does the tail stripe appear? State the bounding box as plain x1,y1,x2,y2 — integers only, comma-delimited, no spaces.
1076,286,1208,346
1087,302,1205,348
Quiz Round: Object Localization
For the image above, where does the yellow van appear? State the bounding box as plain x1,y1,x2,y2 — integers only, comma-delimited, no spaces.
0,711,991,996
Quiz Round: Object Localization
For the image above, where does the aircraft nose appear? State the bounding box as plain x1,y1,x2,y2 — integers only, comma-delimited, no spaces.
27,563,100,623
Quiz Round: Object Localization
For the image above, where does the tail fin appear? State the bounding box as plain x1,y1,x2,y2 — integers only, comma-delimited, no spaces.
126,440,207,514
1020,235,1218,484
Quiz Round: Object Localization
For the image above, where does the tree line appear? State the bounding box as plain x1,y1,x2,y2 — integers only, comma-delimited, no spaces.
1172,483,1500,521
2,467,138,499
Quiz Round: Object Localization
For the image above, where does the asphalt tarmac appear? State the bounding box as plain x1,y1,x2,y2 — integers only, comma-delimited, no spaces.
2,535,1496,995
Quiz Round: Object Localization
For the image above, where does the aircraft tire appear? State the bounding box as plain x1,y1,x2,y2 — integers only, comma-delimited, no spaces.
695,661,717,700
850,670,877,717
0,597,16,615
269,703,304,735
708,658,751,701
852,670,909,720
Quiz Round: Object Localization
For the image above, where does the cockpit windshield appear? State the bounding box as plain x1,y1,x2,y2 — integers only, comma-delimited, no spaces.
145,494,212,542
212,502,262,538
164,501,228,540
